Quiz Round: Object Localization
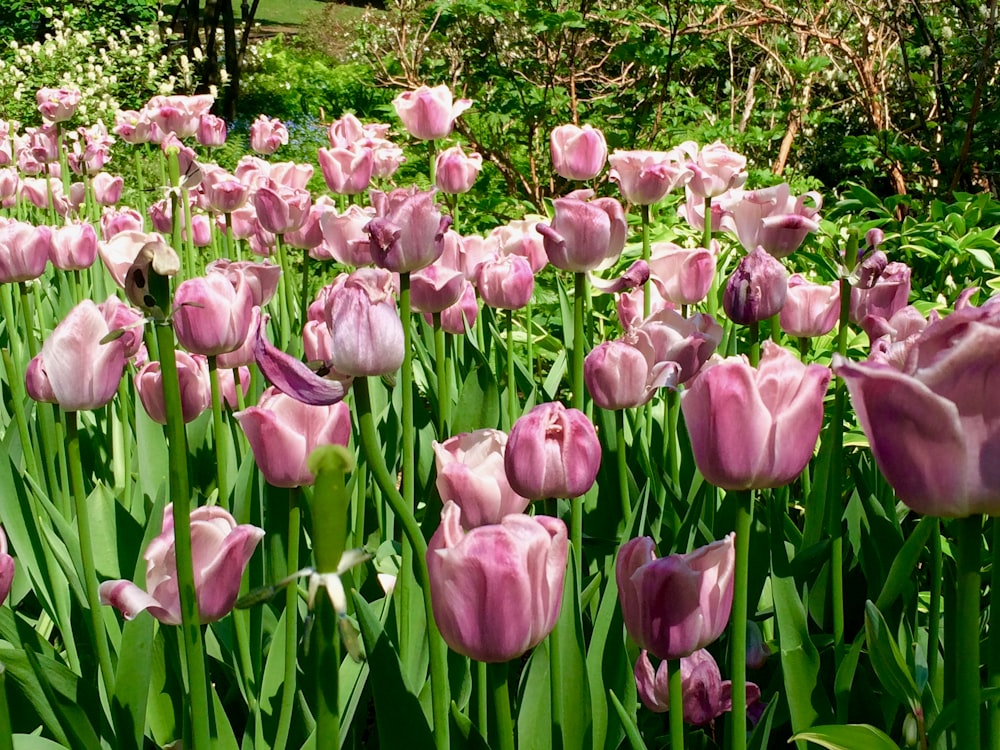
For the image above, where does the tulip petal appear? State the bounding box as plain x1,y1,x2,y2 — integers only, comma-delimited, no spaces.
195,524,266,622
255,324,352,405
99,579,181,625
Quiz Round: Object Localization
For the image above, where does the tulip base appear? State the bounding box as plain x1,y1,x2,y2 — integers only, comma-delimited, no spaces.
489,661,515,750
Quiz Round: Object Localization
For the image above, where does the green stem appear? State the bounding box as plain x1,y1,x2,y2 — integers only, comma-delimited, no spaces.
0,665,12,750
154,322,212,750
273,489,301,750
702,196,717,318
668,658,685,750
489,661,515,750
988,518,1000,750
300,250,310,332
929,519,943,704
353,376,450,750
207,356,229,507
525,299,534,380
66,411,116,701
615,409,630,523
313,588,340,750
641,204,652,319
571,271,587,580
506,308,518,427
955,515,982,750
730,490,753,750
433,312,450,436
275,234,293,348
0,286,39,479
400,273,414,510
477,660,489,742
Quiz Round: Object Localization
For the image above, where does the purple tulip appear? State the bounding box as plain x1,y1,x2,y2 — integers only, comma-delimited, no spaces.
681,341,831,490
537,193,627,272
865,304,939,368
779,273,841,338
235,386,352,488
0,525,14,606
207,258,281,307
631,308,723,385
173,273,255,357
608,149,692,205
427,501,567,662
850,261,911,331
100,504,264,625
91,172,124,206
49,221,98,271
26,300,128,411
253,184,311,235
366,187,451,273
617,534,736,660
36,86,82,123
433,429,530,528
317,204,376,266
505,402,601,499
324,267,405,376
585,339,664,410
634,649,762,726
834,297,1000,516
393,85,472,141
197,113,228,147
723,246,789,325
134,351,212,425
427,281,479,334
550,124,607,181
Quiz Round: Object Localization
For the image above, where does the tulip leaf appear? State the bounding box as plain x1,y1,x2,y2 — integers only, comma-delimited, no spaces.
516,639,552,750
353,591,435,750
874,516,936,611
110,615,154,750
452,349,500,434
550,544,592,750
12,737,69,750
608,689,647,750
864,601,921,712
450,701,491,750
790,723,900,750
747,689,779,750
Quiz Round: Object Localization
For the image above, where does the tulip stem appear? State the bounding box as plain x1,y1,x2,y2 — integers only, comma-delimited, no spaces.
275,234,293,348
313,588,340,750
0,285,39,480
929,519,942,702
730,490,752,750
525,300,534,379
274,489,301,750
66,411,116,702
955,515,982,750
154,321,212,750
668,658,685,750
641,204,651,319
400,272,414,510
572,271,587,581
0,665,12,750
987,518,1000,750
615,409,631,522
353,376,451,750
433,313,450,435
300,250,310,331
477,660,489,742
702,197,717,318
207,356,229,507
506,309,518,427
490,661,516,750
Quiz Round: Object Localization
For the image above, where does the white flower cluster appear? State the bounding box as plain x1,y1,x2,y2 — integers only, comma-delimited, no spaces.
0,7,184,127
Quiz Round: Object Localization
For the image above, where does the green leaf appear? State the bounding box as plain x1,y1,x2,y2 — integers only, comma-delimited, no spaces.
608,689,646,750
516,639,551,750
875,516,936,611
452,348,501,434
791,723,900,750
353,591,435,750
864,601,921,712
550,544,592,750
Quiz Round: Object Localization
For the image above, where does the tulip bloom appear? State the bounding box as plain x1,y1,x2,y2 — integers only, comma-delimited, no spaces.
37,86,82,123
679,140,748,199
411,262,466,314
505,401,601,499
647,241,718,307
550,124,607,181
27,300,128,411
427,501,567,662
617,534,736,660
393,84,472,141
850,261,912,331
91,172,124,206
723,246,788,325
609,149,692,205
49,221,99,271
681,341,831,490
0,220,51,282
476,253,534,310
0,525,13,606
430,281,479,334
134,351,212,424
835,298,1000,517
318,146,374,195
173,273,254,357
537,193,627,272
727,184,822,258
254,184,312,235
780,273,841,338
197,114,228,147
366,187,450,273
635,649,762,726
585,339,665,410
434,430,530,528
318,204,376,266
435,145,483,194
100,505,264,625
235,387,352,488
324,267,405,376
249,115,289,154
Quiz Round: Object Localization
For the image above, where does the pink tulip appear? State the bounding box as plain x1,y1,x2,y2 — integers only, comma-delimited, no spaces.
630,308,723,385
284,198,328,251
585,339,663,410
318,146,374,195
37,87,82,123
681,341,831,490
780,273,841,338
850,261,911,331
98,230,163,287
269,161,314,190
550,124,607,181
235,386,352,487
100,504,264,625
435,145,483,194
26,300,128,411
538,193,627,272
865,304,938,368
253,184,311,235
327,113,365,148
134,351,212,424
114,109,158,144
0,168,19,206
99,295,145,360
49,221,99,271
324,267,405,376
145,94,214,139
197,114,228,147
100,207,144,240
438,230,493,281
492,218,548,274
369,138,406,179
505,402,602,499
217,307,266,369
427,501,567,662
476,253,534,310
609,149,692,205
679,140,748,199
0,220,51,282
727,184,822,258
427,281,479,334
317,204,375,266
366,187,451,273
411,262,466,314
0,525,14,606
173,273,255,357
203,176,250,214
248,115,289,155
834,297,1000,516
617,534,736,660
647,241,718,306
723,246,788,325
617,284,674,332
392,84,472,141
89,172,124,206
635,649,762,726
207,258,281,307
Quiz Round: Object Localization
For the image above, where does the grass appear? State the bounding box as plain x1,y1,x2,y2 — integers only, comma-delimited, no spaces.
164,0,354,28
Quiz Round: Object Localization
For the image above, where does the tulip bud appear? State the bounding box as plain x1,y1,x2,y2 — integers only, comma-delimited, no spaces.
0,525,13,606
476,253,534,310
427,501,567,662
550,124,607,181
0,220,50,282
505,402,601,499
173,273,254,357
435,145,483,194
134,351,212,424
392,85,472,141
723,246,788,325
324,268,405,376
